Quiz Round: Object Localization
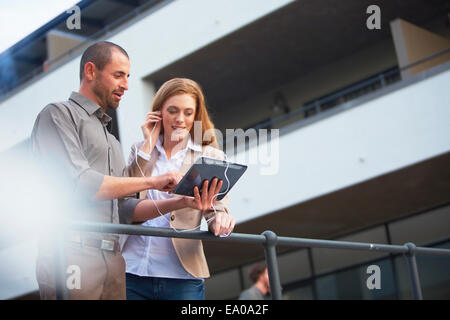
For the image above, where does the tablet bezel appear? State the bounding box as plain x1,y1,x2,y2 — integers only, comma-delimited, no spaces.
173,156,247,200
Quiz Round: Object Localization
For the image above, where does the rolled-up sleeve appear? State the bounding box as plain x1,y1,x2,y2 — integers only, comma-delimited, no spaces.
31,103,104,197
118,197,143,224
118,155,145,224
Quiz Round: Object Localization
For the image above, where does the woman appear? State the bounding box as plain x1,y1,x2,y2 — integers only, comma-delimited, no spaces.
122,78,235,300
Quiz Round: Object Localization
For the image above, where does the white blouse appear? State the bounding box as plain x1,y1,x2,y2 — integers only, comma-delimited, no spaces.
122,135,202,280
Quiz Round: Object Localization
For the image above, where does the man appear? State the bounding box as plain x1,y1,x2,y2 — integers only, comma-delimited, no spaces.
31,41,182,299
238,263,271,300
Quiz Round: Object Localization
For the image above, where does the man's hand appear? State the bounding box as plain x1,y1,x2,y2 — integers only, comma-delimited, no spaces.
150,171,183,192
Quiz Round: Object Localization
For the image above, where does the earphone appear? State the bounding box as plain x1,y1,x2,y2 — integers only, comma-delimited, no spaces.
135,121,231,236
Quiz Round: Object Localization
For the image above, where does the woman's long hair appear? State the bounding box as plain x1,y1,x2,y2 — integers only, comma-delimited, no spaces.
151,78,217,147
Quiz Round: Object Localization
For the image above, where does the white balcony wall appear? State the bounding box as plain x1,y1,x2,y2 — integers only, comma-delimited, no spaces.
0,0,449,300
228,66,450,223
0,0,293,154
0,0,293,300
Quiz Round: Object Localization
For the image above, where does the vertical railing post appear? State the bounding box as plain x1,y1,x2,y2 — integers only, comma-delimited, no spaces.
54,229,69,300
262,231,282,300
404,242,423,300
379,73,386,87
314,100,321,114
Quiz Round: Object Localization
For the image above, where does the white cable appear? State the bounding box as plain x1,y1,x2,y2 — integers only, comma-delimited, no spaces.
135,123,230,235
209,154,232,238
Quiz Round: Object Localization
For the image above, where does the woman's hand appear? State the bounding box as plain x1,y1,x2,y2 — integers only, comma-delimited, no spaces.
140,111,162,154
208,211,235,237
183,178,223,211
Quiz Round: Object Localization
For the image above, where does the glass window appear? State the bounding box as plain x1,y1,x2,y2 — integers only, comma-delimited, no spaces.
283,284,314,300
205,269,242,300
277,249,311,285
389,205,450,246
312,226,389,275
393,241,450,300
315,259,397,300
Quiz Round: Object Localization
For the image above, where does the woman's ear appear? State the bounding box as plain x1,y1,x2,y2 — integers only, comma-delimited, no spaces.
159,117,164,134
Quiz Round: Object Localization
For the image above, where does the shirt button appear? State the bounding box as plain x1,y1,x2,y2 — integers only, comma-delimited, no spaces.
170,215,175,221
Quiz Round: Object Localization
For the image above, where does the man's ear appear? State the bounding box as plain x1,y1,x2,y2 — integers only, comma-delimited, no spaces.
84,62,96,81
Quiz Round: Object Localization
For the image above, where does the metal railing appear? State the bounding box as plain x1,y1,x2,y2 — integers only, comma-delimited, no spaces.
241,46,450,134
53,221,450,300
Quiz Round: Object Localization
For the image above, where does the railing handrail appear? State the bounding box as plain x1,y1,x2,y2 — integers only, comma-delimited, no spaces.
69,221,450,257
50,220,450,300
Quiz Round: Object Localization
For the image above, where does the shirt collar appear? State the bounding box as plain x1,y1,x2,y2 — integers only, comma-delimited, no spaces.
69,91,112,125
155,135,202,155
187,136,202,152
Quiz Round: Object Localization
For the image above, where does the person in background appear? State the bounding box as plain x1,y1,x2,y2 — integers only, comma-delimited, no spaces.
239,262,271,300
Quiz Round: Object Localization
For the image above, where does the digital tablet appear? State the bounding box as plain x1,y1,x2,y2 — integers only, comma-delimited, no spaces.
173,156,247,200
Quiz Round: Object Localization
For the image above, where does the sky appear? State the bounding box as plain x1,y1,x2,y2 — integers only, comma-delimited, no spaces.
0,0,79,53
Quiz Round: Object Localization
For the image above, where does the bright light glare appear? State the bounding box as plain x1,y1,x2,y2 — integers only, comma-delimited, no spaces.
0,0,79,53
0,151,73,241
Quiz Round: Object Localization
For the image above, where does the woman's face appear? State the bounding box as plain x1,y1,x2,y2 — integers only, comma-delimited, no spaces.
161,93,196,143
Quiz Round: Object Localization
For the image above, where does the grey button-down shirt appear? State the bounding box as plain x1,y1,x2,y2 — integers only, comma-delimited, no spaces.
31,92,142,229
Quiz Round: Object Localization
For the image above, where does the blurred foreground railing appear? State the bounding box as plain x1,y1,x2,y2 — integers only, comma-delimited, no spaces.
53,221,450,300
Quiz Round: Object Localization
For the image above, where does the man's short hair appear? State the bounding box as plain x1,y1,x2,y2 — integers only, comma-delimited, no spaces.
79,41,129,81
248,262,267,284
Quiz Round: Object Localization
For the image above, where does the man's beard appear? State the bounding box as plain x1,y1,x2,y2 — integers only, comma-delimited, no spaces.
92,78,118,110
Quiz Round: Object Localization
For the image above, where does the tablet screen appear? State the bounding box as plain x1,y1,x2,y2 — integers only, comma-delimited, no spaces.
173,156,247,200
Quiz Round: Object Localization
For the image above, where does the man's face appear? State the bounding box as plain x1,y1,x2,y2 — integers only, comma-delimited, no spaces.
262,268,270,292
92,49,130,110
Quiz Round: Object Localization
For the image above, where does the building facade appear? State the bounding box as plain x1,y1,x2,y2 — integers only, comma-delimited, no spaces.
0,0,449,299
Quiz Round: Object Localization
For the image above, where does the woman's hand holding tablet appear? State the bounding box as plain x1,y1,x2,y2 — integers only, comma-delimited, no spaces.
181,178,224,211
